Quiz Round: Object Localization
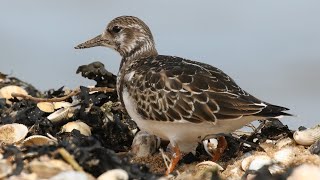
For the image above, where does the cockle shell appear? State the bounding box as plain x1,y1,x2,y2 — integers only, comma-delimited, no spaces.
61,120,91,136
29,158,73,179
0,85,28,104
49,171,95,180
294,125,320,146
47,107,72,123
273,147,296,166
22,135,55,146
0,123,28,144
37,102,55,113
244,155,273,171
196,161,224,171
97,169,129,180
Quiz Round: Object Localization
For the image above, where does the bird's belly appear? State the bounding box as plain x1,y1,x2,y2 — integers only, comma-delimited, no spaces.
122,88,258,144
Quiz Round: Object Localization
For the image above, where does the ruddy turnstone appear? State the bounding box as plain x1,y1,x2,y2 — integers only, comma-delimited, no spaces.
75,16,292,175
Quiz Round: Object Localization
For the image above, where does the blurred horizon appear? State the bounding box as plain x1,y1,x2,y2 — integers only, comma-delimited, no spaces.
1,1,319,129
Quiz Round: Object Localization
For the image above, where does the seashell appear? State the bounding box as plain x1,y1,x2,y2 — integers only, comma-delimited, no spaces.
37,102,55,113
29,158,73,179
203,138,218,157
196,161,224,171
268,164,285,175
0,123,28,144
287,164,320,180
241,155,255,171
0,85,28,104
131,131,161,157
97,169,129,180
248,155,273,171
276,137,294,149
294,125,320,146
47,107,71,123
49,171,95,180
273,147,296,166
53,101,72,109
61,120,91,136
22,135,55,146
0,159,13,179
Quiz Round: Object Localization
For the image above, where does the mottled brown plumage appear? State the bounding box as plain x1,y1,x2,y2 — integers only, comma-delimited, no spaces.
75,16,292,175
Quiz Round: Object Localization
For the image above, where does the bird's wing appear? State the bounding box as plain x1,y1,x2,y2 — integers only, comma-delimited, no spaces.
125,56,285,124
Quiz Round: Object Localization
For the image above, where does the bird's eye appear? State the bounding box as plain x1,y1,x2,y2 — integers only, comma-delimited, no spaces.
111,26,122,33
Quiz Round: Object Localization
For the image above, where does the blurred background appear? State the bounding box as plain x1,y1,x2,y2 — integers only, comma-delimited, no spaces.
0,1,319,129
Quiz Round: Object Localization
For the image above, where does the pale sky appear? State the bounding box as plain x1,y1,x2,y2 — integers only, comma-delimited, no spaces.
1,1,319,128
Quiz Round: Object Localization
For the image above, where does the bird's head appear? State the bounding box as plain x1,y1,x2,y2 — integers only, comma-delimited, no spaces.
75,16,158,60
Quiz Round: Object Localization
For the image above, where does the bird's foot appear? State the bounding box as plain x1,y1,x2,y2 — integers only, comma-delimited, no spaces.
165,145,181,176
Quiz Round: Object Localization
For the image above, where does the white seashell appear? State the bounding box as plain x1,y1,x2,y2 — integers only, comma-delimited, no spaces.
276,137,294,149
293,125,320,146
47,107,71,123
53,102,72,109
22,135,55,146
0,123,28,144
273,147,296,166
248,155,273,171
241,155,255,171
196,161,224,171
61,120,91,136
97,169,129,180
131,131,161,157
37,102,55,113
0,85,28,104
29,158,73,179
203,138,218,157
268,164,285,175
49,171,94,180
0,159,13,179
287,164,320,180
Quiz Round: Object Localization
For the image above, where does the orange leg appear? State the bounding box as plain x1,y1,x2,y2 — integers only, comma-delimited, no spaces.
165,145,181,175
212,136,228,162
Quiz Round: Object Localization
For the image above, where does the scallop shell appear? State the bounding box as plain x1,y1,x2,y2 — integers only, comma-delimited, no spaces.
0,85,28,104
247,155,273,171
61,120,91,136
0,123,28,144
47,107,71,123
22,135,55,146
203,138,218,157
276,137,294,149
37,102,55,113
131,131,161,157
273,147,296,166
97,169,129,180
294,125,320,146
53,101,72,109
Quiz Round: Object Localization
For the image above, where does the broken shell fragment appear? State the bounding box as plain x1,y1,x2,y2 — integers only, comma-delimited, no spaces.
0,123,28,144
61,120,91,136
22,135,55,146
0,85,28,104
37,102,55,113
294,125,320,146
131,131,161,157
47,107,71,123
97,169,129,180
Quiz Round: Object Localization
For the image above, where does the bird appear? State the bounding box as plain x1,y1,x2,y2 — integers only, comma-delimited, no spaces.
75,16,292,175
